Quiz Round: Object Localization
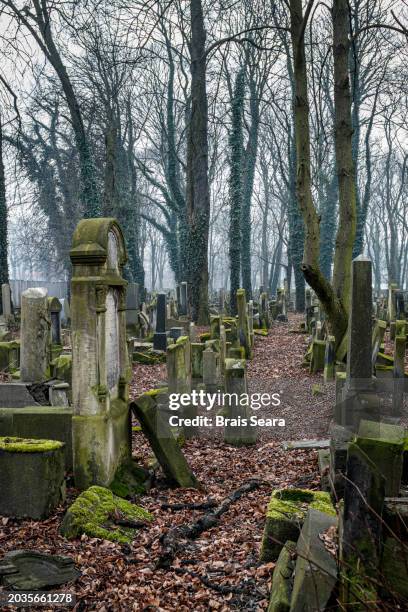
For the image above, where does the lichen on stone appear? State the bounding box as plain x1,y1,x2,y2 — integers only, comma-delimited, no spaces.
0,436,64,453
267,488,335,521
60,485,153,544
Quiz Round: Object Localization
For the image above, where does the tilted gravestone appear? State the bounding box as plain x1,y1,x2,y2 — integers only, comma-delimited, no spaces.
70,218,130,489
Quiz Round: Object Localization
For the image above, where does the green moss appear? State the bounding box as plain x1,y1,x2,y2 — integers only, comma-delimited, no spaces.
267,488,335,520
199,332,211,343
254,329,268,336
60,485,153,544
132,351,159,365
0,436,64,453
109,460,149,498
176,335,189,345
260,488,335,562
143,387,168,398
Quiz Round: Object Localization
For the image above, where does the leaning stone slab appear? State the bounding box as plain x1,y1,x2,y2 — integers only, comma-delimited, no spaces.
0,436,65,519
60,485,153,544
267,541,296,612
283,439,329,451
131,392,200,489
290,509,337,612
0,550,79,590
260,488,335,562
0,406,73,470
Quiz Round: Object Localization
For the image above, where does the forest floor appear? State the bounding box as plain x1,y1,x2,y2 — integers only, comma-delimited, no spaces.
0,315,335,611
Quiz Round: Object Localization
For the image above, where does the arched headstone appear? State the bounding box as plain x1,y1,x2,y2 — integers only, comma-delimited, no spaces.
70,218,130,489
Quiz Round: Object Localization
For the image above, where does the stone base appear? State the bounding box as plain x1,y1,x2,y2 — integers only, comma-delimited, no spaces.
72,399,131,489
0,406,73,470
0,437,65,519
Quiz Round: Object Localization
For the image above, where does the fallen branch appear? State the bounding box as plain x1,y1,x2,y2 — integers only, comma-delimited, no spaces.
157,479,264,568
161,499,217,511
174,567,262,597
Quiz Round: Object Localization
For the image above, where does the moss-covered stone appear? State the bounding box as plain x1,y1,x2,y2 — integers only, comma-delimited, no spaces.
356,420,404,496
199,332,211,343
51,353,72,385
0,437,65,519
260,488,335,562
60,485,153,544
0,436,64,453
110,459,150,498
267,541,296,612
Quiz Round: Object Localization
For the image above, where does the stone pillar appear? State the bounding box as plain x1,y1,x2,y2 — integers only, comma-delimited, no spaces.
387,283,398,323
180,282,188,317
189,322,197,342
70,218,130,489
219,324,227,375
346,256,373,390
247,300,254,347
210,315,220,339
339,256,378,430
191,342,204,385
393,332,406,416
203,347,219,393
323,336,335,383
1,283,12,317
20,288,50,383
224,358,256,446
153,293,168,351
48,297,63,361
126,282,139,332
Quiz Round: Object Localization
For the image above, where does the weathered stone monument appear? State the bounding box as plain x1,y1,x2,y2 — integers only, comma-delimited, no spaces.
20,287,51,383
153,293,168,351
336,256,377,430
126,282,139,332
70,218,130,489
1,283,12,317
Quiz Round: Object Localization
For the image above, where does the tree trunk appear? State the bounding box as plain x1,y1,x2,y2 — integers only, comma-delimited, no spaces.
186,0,210,324
32,0,101,217
290,0,348,346
0,119,9,315
241,76,259,300
332,0,357,311
229,69,245,315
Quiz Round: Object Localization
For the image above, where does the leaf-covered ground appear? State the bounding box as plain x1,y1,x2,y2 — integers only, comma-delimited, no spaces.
0,316,333,611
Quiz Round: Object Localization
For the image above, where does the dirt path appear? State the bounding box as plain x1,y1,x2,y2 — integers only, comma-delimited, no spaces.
0,315,331,611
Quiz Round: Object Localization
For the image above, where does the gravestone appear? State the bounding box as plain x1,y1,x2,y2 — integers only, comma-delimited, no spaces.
48,297,62,362
70,218,130,489
180,281,188,316
153,293,169,351
1,283,12,317
339,256,377,430
20,288,51,383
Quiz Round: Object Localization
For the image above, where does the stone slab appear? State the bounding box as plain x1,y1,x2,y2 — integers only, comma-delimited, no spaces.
283,439,330,451
290,509,337,611
0,383,40,408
